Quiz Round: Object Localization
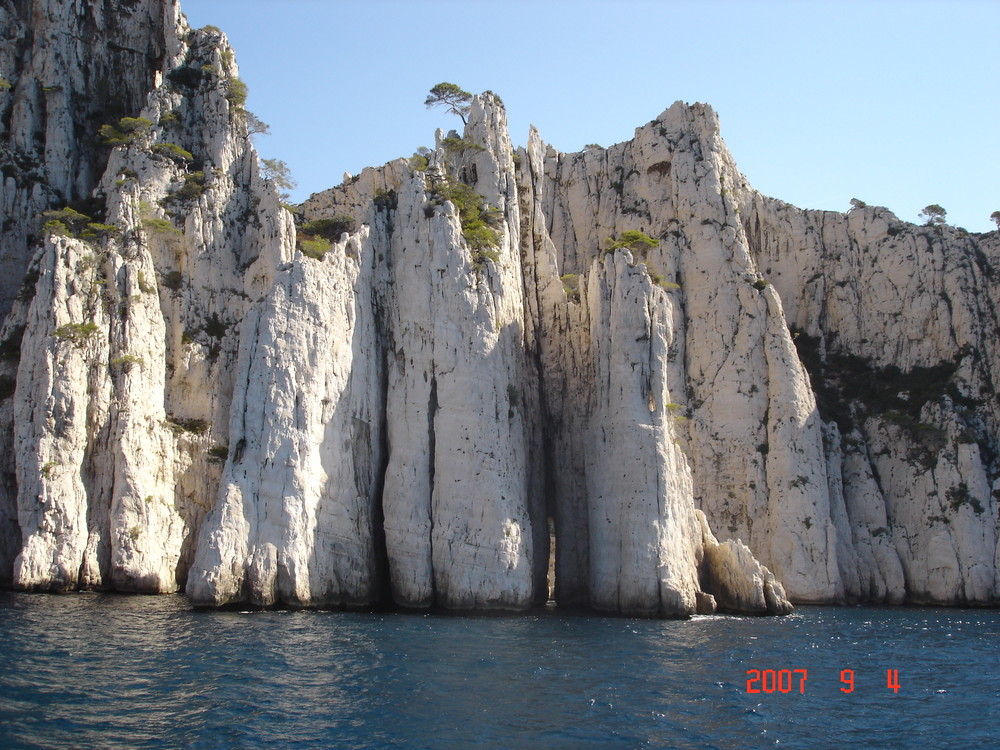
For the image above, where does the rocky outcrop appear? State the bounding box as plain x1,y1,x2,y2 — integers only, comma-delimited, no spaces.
520,104,844,606
182,95,795,617
0,4,291,591
186,230,384,607
582,252,703,615
1,0,996,615
0,0,175,321
698,510,792,615
743,198,1000,605
379,112,543,611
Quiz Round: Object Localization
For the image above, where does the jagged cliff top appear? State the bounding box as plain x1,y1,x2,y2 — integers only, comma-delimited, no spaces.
171,1,999,235
1,0,998,615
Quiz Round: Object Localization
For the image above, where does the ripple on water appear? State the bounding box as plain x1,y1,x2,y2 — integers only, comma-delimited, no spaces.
1,595,998,749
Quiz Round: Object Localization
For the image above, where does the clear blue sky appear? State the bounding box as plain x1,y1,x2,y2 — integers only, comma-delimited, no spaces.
181,0,998,232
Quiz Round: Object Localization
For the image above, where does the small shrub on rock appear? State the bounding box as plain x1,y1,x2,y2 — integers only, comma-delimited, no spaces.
161,171,207,207
40,206,92,237
425,174,502,260
299,237,333,260
53,322,99,346
225,78,248,109
604,230,658,254
163,271,184,291
99,117,152,146
301,215,355,241
151,142,194,164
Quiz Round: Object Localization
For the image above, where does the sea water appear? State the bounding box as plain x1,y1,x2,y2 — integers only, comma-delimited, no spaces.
0,591,997,749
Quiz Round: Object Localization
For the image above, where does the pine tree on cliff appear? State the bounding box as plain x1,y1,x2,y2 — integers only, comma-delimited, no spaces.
919,204,947,226
425,82,472,125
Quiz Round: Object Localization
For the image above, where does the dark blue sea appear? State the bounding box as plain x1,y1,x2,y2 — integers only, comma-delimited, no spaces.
0,592,997,749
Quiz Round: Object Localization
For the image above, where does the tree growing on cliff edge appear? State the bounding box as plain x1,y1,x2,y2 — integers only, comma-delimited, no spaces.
241,110,270,139
261,158,296,203
425,82,472,125
919,204,947,226
991,210,1000,230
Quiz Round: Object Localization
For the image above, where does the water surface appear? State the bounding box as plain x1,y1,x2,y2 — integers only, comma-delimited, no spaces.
0,592,997,748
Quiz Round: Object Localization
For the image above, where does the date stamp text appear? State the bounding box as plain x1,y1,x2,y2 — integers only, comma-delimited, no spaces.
745,669,901,694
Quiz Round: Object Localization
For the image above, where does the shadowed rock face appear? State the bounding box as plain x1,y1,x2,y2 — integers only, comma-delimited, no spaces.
0,0,175,322
1,1,997,616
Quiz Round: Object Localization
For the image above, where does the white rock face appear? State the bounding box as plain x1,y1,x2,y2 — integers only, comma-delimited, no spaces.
584,252,702,616
187,231,384,606
1,8,291,593
380,152,540,610
522,100,998,608
1,0,996,614
12,236,112,590
743,190,1000,604
525,103,841,604
0,0,178,320
0,0,181,580
186,94,786,615
513,114,791,616
188,97,546,611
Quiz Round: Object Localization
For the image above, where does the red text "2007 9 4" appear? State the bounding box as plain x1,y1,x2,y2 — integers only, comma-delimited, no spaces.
746,669,901,694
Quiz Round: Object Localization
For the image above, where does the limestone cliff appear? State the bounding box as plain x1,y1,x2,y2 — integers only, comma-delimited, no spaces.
0,0,175,321
2,0,997,615
1,0,290,593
